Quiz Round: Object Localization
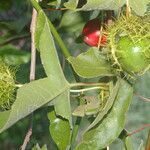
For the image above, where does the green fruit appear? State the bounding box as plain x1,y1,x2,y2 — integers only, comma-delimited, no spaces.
108,15,150,75
116,36,150,74
0,61,16,110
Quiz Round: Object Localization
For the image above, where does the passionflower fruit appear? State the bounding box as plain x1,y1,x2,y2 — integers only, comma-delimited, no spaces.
0,61,16,110
116,36,150,74
82,18,107,47
108,15,150,75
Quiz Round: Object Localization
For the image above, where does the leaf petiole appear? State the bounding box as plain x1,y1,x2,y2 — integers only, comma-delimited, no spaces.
70,86,107,93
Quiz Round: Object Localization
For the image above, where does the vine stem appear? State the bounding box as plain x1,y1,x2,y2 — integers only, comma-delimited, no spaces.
127,124,150,136
70,82,108,88
134,93,150,102
15,84,23,88
45,7,67,11
20,6,37,150
98,26,103,49
126,0,131,18
48,20,71,58
70,86,105,93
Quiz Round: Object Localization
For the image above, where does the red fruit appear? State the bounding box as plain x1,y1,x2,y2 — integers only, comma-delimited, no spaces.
82,18,107,47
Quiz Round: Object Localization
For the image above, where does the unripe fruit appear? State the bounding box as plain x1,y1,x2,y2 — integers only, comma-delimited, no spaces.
108,15,150,75
116,36,150,74
0,61,15,110
82,18,107,47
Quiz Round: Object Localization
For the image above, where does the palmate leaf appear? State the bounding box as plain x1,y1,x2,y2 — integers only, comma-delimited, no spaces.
35,8,72,124
75,79,133,150
68,48,113,78
0,77,69,133
0,0,72,133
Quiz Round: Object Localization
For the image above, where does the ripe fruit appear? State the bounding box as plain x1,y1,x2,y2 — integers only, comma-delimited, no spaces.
82,18,107,47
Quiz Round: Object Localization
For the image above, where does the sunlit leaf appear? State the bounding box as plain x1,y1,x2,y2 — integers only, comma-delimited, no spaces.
68,48,113,78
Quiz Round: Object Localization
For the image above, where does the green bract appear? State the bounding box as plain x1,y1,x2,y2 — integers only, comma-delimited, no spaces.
0,62,16,110
108,15,150,75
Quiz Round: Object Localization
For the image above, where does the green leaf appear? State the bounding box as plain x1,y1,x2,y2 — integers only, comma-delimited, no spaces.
0,77,69,133
0,0,12,11
72,104,85,117
59,10,85,33
130,0,150,16
36,11,66,79
0,17,30,33
73,96,100,117
65,0,149,16
0,44,30,65
124,136,134,150
48,110,71,150
35,11,45,51
35,7,72,124
75,79,133,150
138,140,145,150
53,90,72,125
68,48,113,78
0,110,10,129
77,0,125,10
86,80,120,131
64,0,79,10
47,1,58,6
145,131,150,150
32,143,48,150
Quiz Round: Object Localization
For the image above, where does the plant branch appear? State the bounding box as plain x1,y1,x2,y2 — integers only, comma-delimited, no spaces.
30,8,37,81
126,0,131,18
128,124,150,136
134,93,150,102
48,19,71,58
20,7,37,150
